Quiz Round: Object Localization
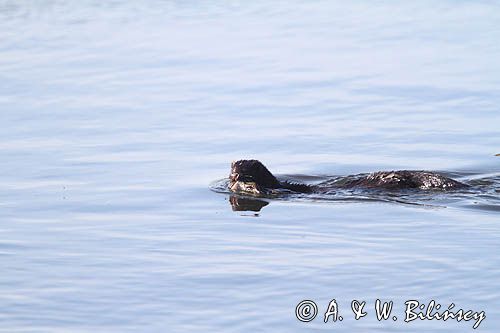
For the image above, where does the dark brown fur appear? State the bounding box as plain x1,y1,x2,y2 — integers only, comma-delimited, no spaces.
229,160,467,195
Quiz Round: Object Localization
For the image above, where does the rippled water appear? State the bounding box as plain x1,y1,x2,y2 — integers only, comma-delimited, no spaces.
1,1,500,332
211,169,500,212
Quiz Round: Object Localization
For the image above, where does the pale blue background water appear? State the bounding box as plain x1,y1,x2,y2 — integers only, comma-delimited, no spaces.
1,1,499,332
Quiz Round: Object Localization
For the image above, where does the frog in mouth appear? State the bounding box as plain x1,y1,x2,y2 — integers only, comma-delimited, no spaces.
229,160,313,195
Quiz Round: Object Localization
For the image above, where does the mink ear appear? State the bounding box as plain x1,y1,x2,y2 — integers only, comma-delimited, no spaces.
231,161,236,168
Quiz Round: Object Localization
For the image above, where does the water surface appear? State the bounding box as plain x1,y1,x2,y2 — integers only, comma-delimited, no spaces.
1,1,500,332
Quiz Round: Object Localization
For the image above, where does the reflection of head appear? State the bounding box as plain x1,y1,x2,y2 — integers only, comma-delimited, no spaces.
229,160,280,195
229,195,269,212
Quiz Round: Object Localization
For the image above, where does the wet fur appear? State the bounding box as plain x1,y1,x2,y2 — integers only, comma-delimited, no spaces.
229,160,467,195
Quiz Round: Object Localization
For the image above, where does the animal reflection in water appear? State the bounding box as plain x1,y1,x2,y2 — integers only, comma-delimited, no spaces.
229,195,269,212
210,159,500,212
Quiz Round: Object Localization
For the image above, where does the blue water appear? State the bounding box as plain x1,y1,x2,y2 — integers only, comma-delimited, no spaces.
1,1,499,332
